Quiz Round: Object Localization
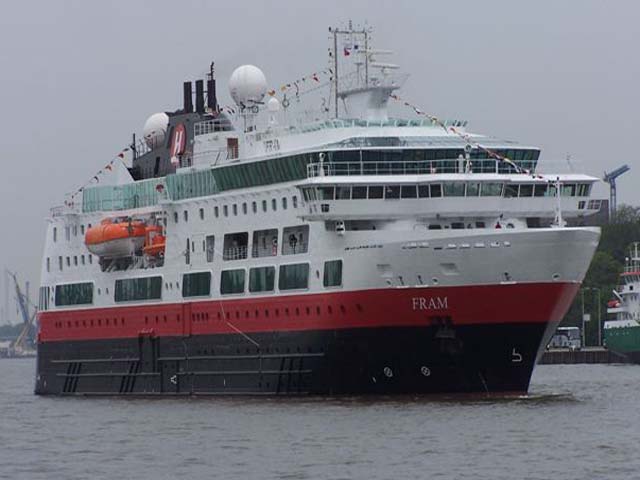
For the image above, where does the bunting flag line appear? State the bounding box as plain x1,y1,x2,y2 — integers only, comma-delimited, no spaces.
68,147,131,202
268,68,332,98
388,94,537,175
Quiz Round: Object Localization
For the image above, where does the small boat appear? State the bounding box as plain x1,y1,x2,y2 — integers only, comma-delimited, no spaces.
143,225,166,257
85,218,146,258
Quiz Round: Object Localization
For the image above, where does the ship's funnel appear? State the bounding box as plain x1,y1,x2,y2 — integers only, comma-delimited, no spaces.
195,80,205,113
183,81,193,113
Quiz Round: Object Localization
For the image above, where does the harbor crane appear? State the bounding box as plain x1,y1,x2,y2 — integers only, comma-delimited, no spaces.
603,164,630,222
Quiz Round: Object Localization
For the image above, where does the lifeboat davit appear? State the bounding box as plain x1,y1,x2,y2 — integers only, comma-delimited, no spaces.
85,218,146,258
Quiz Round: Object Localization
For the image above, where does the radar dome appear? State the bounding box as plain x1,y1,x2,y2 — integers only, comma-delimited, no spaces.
143,112,169,149
229,65,268,107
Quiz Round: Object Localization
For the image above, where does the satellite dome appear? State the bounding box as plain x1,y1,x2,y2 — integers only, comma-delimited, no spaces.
229,65,268,107
267,96,280,112
143,112,169,149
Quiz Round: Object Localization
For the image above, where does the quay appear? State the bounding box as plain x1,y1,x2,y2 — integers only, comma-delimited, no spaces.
539,347,633,365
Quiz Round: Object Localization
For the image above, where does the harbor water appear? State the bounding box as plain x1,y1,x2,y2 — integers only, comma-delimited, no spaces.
1,359,639,480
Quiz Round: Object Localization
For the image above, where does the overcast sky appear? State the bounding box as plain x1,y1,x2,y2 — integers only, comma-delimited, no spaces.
1,0,638,322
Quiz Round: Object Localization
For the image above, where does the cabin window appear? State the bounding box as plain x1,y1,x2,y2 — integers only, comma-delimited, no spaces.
81,255,85,265
174,212,179,223
249,266,276,293
279,263,309,290
199,208,204,220
282,197,288,209
242,202,247,214
400,185,417,198
53,227,57,242
88,255,93,265
58,256,63,271
220,269,245,294
183,210,189,222
385,186,401,199
292,196,298,208
55,282,94,306
233,204,238,216
73,256,78,266
46,258,50,272
223,232,249,260
368,186,384,199
182,271,211,297
252,229,278,257
272,198,277,211
352,186,367,199
80,225,85,235
214,206,219,218
66,257,71,267
262,200,267,212
206,235,215,262
323,260,343,287
223,205,229,217
252,201,257,213
114,276,162,302
475,221,486,228
282,225,309,255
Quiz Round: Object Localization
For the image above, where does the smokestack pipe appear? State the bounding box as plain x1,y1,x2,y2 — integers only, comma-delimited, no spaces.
183,81,193,113
207,79,217,111
195,80,204,113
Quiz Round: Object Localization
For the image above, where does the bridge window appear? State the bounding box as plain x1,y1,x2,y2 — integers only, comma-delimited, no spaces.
282,225,309,255
384,186,400,199
561,184,577,197
223,232,248,260
249,266,276,293
336,186,351,200
352,186,367,199
519,184,534,197
430,184,443,197
323,260,343,287
534,184,547,197
55,282,94,306
182,271,211,298
252,229,278,257
114,276,162,302
368,186,383,199
443,182,466,197
418,185,430,198
220,269,245,294
318,186,335,200
467,182,480,196
480,183,503,197
279,263,309,291
400,185,417,198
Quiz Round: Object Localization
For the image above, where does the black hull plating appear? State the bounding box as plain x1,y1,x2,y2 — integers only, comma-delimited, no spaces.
36,324,546,396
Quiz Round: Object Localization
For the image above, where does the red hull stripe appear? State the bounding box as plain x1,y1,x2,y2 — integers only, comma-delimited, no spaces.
38,282,579,343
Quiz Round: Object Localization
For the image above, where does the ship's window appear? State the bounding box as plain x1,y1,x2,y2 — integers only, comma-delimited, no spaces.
58,256,63,271
88,255,93,264
53,227,57,242
282,225,309,255
352,186,367,199
262,200,267,212
214,206,219,218
577,184,591,197
430,184,443,198
480,183,503,197
323,260,343,288
279,263,309,290
206,235,215,263
451,222,465,230
185,239,190,264
292,196,298,208
73,256,78,266
182,271,211,298
534,184,547,197
223,232,248,260
184,210,189,222
428,224,442,230
220,269,245,294
199,208,204,220
80,225,85,235
475,221,486,228
114,276,162,302
80,255,85,265
55,282,94,306
272,198,277,211
66,257,71,267
368,186,383,199
418,185,430,198
233,204,238,216
519,184,534,197
336,186,351,200
223,205,229,217
562,184,576,197
174,212,179,223
282,197,288,209
385,185,400,199
466,183,481,196
242,203,247,214
46,258,50,273
443,182,466,197
249,266,276,293
252,229,278,258
400,185,417,199
73,225,78,237
504,184,519,198
318,186,335,200
252,201,257,213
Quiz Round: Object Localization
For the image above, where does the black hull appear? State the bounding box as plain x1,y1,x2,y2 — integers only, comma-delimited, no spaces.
36,323,548,396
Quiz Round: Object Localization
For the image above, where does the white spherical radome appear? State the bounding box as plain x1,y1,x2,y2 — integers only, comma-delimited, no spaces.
142,112,169,149
267,96,280,112
229,65,268,107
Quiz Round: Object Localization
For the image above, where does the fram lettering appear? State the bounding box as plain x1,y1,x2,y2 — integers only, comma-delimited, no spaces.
412,297,448,311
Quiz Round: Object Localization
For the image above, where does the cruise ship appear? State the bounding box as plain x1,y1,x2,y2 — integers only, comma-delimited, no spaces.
36,25,600,396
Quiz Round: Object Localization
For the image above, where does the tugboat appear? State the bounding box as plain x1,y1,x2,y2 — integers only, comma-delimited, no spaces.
605,242,640,362
35,23,601,396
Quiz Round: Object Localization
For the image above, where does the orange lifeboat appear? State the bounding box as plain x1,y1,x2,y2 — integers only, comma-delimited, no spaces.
143,225,166,257
85,218,146,258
